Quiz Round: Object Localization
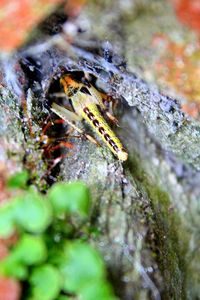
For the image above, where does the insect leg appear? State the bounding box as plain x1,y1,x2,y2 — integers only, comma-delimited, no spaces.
51,102,81,122
51,103,100,146
96,92,119,125
49,92,66,98
105,111,119,126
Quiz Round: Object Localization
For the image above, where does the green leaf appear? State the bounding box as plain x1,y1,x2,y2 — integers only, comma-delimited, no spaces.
30,264,61,300
0,255,28,279
12,234,47,265
0,203,15,238
80,281,117,300
60,241,105,292
7,170,29,189
48,182,91,217
14,191,52,233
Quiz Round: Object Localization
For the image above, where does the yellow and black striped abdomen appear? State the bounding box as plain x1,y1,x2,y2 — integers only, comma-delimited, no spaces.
82,103,128,161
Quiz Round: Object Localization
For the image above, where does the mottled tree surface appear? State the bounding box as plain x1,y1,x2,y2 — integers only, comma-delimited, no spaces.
1,0,200,299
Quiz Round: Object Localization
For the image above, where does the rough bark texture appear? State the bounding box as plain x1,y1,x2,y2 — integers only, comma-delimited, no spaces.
1,0,200,299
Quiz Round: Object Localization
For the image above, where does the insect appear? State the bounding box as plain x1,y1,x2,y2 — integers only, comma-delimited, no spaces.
51,73,128,161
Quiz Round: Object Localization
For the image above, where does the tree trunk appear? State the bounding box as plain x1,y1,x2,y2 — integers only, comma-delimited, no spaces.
1,1,200,299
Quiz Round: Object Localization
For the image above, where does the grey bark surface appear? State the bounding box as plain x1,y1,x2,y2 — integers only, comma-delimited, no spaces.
1,0,200,299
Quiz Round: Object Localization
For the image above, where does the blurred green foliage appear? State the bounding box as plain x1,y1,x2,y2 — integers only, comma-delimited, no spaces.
0,171,117,300
7,170,29,189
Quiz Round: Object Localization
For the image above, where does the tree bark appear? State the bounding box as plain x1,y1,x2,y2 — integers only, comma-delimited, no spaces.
1,1,200,299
